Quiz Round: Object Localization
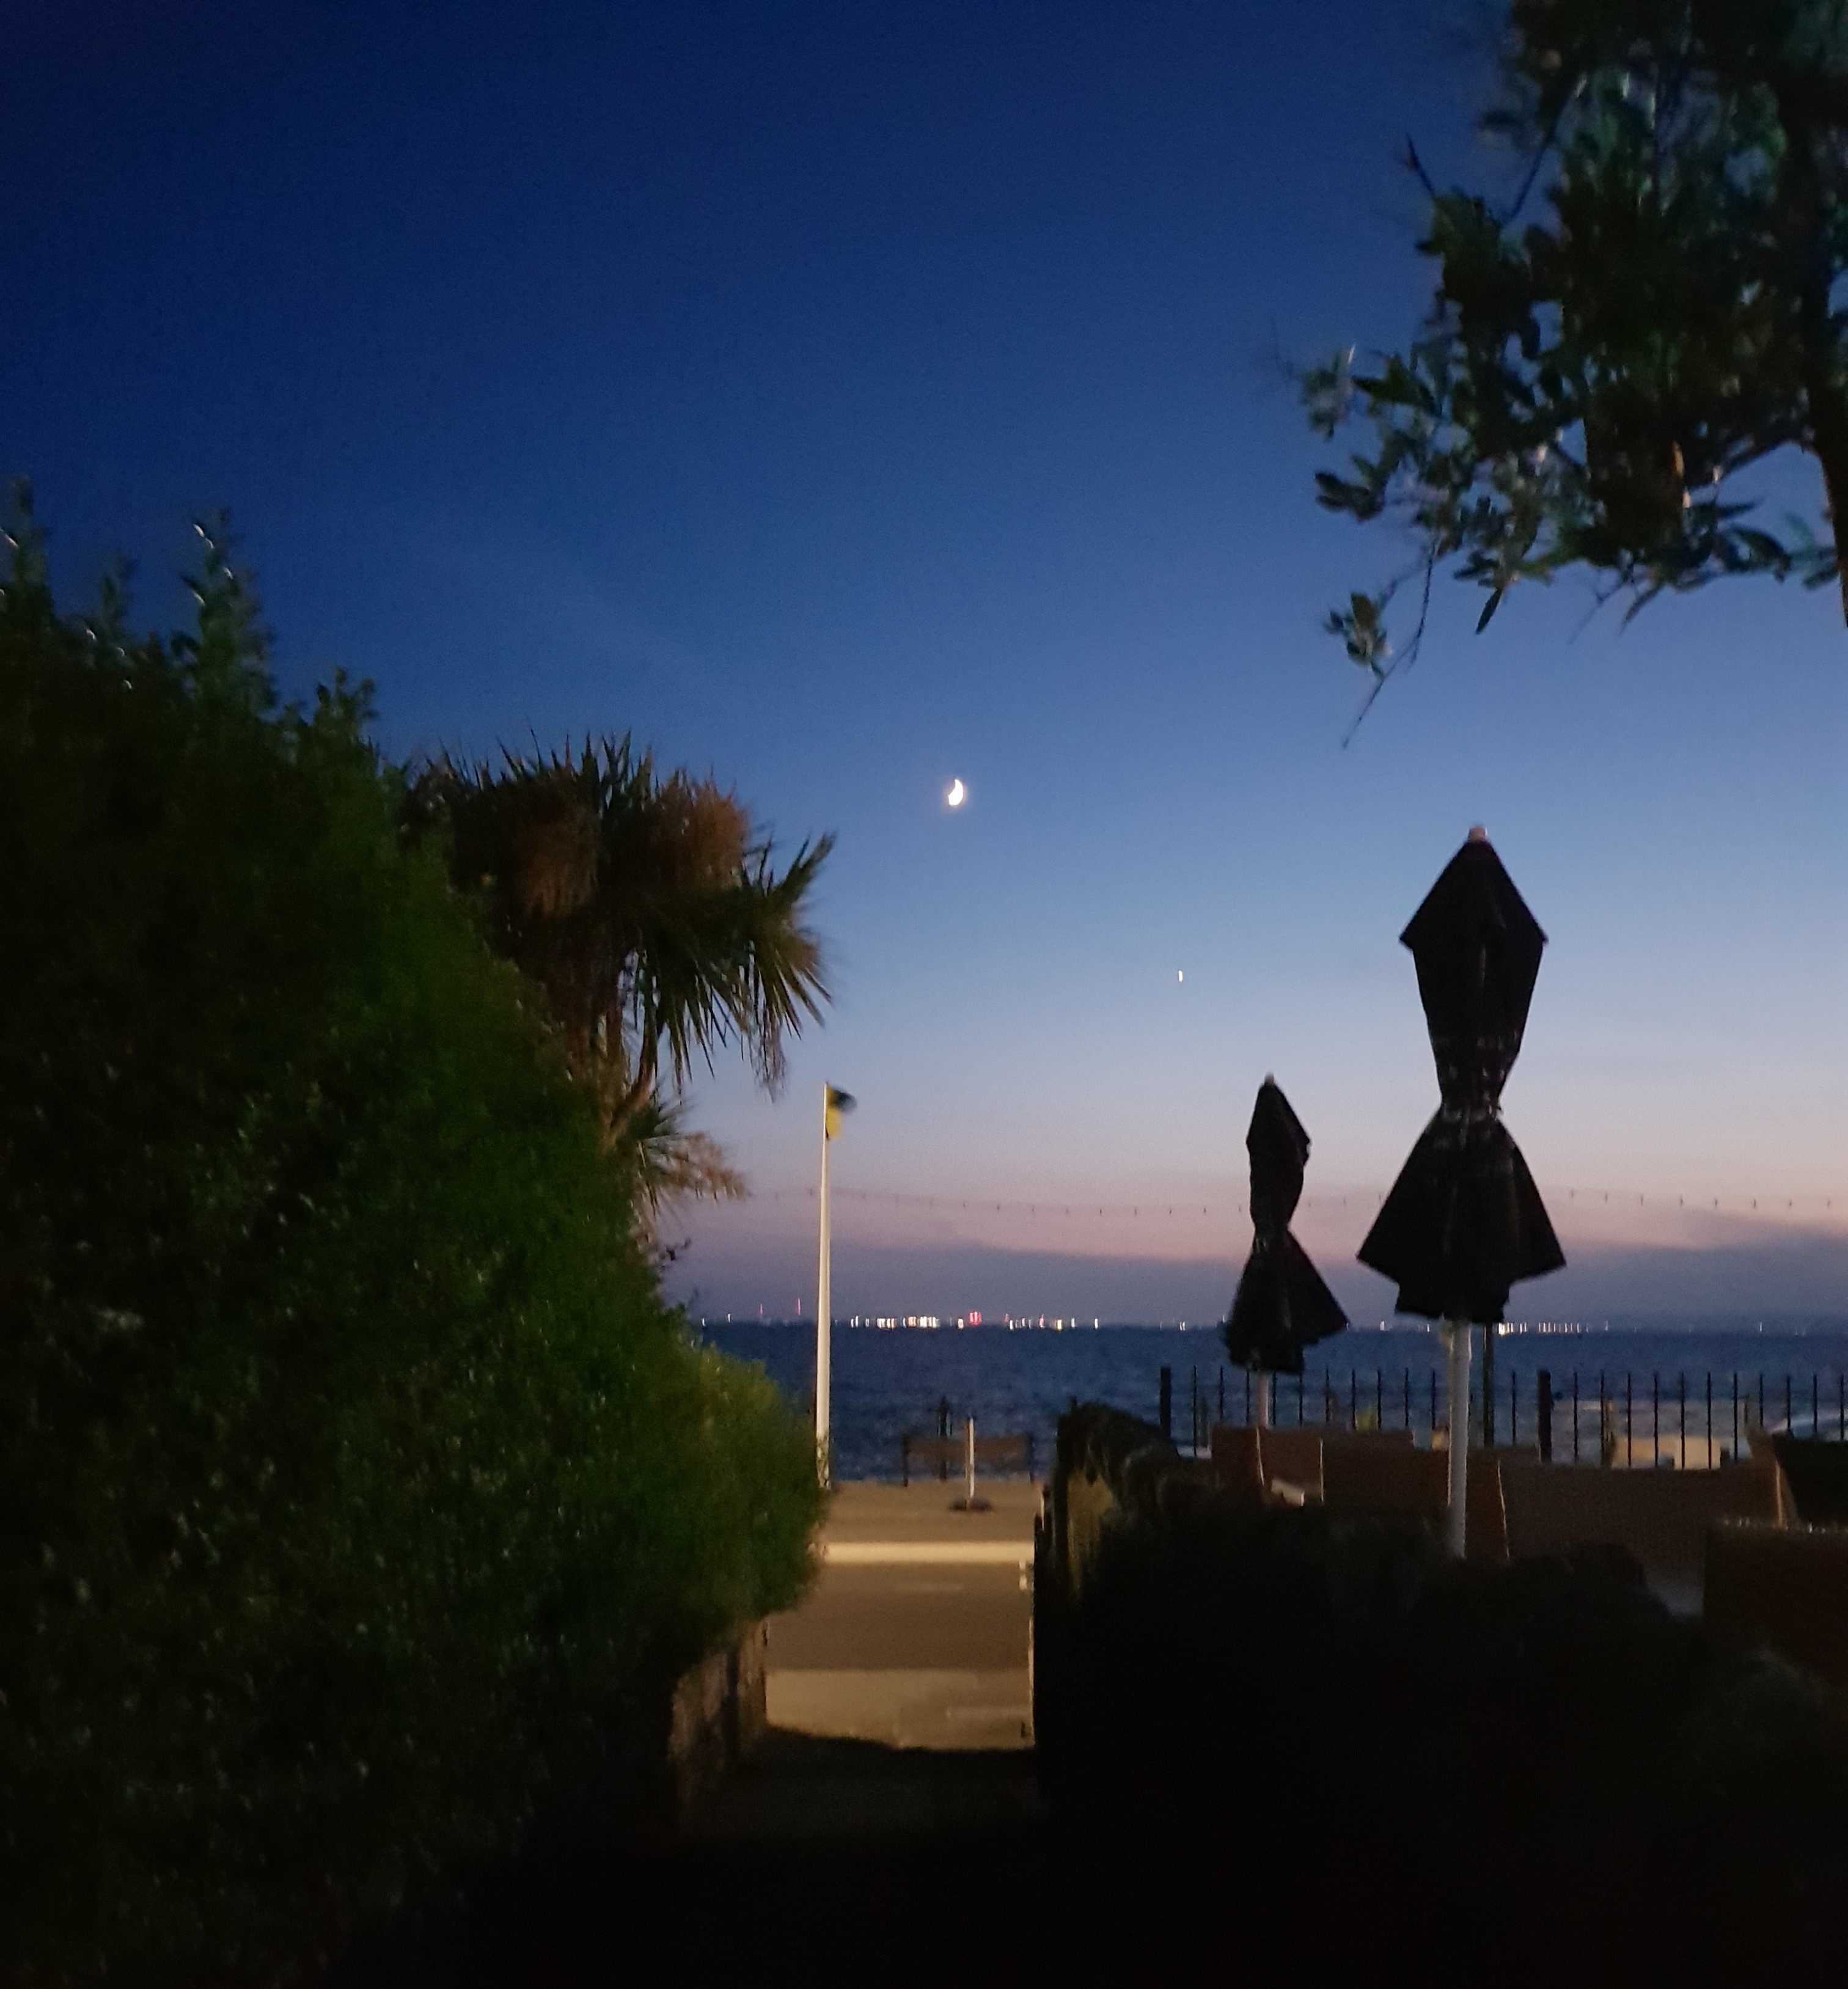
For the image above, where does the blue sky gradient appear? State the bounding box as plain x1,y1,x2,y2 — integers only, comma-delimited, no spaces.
6,2,1843,1317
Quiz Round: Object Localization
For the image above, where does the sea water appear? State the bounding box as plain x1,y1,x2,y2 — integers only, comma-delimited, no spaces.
698,1316,1848,1483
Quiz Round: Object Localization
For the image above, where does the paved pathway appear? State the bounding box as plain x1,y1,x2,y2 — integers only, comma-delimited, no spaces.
751,1476,1040,1755
672,1484,1047,1966
332,1478,1049,1981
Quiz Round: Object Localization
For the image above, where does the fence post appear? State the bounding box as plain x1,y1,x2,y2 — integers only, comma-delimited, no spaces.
1298,1371,1305,1426
1159,1367,1172,1440
1219,1367,1225,1423
1786,1374,1792,1437
1190,1367,1199,1452
1813,1374,1820,1441
1626,1374,1633,1467
1705,1372,1712,1469
1652,1372,1659,1466
1377,1367,1384,1430
1350,1369,1357,1431
1403,1368,1410,1432
1572,1371,1580,1463
1511,1369,1518,1448
1430,1370,1438,1445
1678,1374,1685,1467
1537,1369,1553,1464
1733,1374,1740,1458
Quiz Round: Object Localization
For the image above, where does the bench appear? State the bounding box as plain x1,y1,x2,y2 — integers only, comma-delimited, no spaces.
900,1430,1036,1485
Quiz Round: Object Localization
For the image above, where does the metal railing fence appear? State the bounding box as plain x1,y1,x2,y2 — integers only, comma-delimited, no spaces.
1162,1361,1848,1467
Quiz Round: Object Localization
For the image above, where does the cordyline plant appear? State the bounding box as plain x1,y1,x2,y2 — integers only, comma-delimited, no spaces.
409,741,832,1220
1305,0,1848,722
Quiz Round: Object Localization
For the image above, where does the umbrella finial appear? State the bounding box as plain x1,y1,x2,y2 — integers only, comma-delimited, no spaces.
1467,822,1487,843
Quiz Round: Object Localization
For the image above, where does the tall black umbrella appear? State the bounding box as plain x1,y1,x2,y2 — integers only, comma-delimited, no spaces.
1225,1077,1347,1419
1358,828,1563,1548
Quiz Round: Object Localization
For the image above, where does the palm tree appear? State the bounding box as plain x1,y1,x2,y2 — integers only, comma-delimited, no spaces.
409,736,831,1220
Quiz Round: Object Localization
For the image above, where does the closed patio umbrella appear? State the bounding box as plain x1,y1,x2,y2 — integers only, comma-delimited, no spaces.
1358,827,1563,1551
1224,1077,1348,1424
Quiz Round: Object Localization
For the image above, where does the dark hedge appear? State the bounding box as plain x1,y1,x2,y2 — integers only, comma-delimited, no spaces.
1036,1436,1848,1936
0,509,821,1982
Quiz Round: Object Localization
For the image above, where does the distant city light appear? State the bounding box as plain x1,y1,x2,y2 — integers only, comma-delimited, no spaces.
830,1311,1120,1331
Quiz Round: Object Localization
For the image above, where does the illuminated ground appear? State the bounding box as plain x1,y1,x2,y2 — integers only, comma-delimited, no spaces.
754,1475,1039,1754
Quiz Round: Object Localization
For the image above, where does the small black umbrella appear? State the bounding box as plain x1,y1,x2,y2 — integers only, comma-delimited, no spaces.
1359,829,1564,1324
1225,1077,1348,1381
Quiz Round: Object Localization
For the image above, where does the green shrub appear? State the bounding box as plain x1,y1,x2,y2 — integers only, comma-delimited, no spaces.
0,497,821,1982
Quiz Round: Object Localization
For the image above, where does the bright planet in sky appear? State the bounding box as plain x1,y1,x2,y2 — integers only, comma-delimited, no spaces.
945,778,966,808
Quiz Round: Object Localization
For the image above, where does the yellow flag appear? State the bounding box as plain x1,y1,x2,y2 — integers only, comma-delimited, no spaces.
825,1085,855,1139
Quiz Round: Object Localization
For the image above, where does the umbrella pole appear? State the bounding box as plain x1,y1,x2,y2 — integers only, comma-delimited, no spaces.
1482,1321,1497,1448
1444,1321,1472,1557
1253,1370,1270,1428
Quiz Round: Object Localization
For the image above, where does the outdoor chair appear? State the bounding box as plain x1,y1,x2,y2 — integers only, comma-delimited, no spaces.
1206,1423,1414,1504
1208,1424,1266,1505
1463,1446,1531,1563
1705,1519,1848,1696
1742,1425,1805,1526
1321,1441,1448,1520
1317,1441,1512,1561
1764,1436,1848,1526
1260,1424,1412,1503
1500,1456,1784,1607
1257,1426,1325,1502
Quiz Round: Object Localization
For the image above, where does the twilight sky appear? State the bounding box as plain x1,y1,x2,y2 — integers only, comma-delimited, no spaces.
6,2,1844,1321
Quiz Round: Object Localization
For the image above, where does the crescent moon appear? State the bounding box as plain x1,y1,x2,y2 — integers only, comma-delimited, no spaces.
946,778,966,807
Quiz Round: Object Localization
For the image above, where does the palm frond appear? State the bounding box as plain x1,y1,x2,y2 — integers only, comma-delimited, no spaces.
405,733,833,1160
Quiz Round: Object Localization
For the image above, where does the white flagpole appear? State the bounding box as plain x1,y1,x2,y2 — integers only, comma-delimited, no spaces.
815,1082,832,1485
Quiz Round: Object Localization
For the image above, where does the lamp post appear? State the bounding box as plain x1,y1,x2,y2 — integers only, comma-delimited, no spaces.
815,1083,854,1484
